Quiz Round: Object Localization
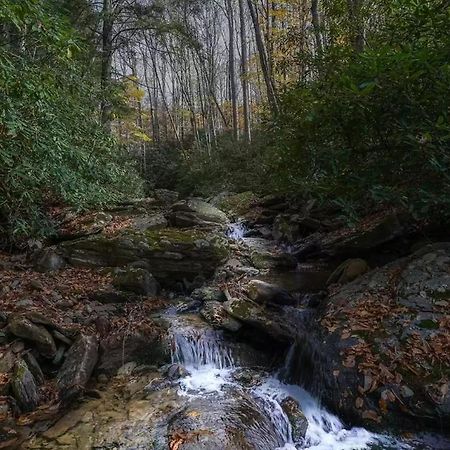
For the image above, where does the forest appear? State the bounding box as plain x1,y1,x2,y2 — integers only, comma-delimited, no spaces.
0,1,449,449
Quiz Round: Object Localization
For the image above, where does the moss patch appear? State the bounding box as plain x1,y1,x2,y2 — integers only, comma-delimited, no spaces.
218,192,258,216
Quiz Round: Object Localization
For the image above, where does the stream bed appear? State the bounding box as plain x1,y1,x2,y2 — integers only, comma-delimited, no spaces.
169,314,437,450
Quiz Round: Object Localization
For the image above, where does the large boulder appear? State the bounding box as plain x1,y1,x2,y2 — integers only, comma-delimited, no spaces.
246,280,295,306
223,298,297,343
57,334,98,402
112,267,159,296
8,315,57,359
98,327,170,374
168,198,229,227
245,238,297,270
167,388,286,450
297,213,406,259
290,243,450,430
59,228,229,287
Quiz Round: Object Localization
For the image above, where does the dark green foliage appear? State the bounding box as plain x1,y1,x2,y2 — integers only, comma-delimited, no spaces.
0,0,142,244
267,1,450,219
176,131,271,196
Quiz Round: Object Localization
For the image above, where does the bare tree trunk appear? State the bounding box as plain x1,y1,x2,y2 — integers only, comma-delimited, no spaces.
238,0,251,142
226,0,239,140
101,0,114,131
311,0,323,55
347,0,364,53
247,0,279,115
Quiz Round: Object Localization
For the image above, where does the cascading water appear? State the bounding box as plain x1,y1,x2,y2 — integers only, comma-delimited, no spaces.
168,316,417,450
227,221,248,240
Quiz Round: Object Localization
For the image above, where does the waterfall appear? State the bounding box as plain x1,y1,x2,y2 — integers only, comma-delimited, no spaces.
171,328,235,370
168,316,414,449
226,221,247,240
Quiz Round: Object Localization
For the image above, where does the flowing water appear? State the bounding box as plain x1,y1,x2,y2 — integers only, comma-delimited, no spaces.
227,221,248,240
168,317,424,450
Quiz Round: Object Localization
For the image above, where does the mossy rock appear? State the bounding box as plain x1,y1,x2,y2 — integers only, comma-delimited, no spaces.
60,228,229,287
215,191,259,217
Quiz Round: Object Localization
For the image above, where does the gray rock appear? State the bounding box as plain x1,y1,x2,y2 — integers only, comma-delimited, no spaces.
246,280,295,306
98,328,170,374
201,301,242,332
35,248,66,272
22,352,44,385
133,213,168,232
191,286,226,303
8,315,57,359
168,198,229,227
11,359,39,412
224,298,295,343
59,228,229,287
57,334,99,402
281,396,308,442
113,267,160,296
168,387,285,450
294,242,450,430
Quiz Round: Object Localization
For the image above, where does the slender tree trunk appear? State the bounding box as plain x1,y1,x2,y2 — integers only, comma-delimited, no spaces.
101,0,114,131
247,0,279,115
238,0,251,142
347,0,364,53
226,0,239,140
311,0,323,55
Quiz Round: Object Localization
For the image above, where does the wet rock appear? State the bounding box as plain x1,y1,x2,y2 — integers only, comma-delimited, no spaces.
98,327,170,374
246,280,295,306
57,334,98,402
201,301,242,332
35,247,66,272
280,396,308,442
144,377,171,393
294,242,450,430
8,315,57,359
326,258,370,285
232,368,267,387
60,228,228,287
112,267,160,296
191,286,226,303
245,238,297,270
161,363,190,380
11,359,39,412
224,298,295,343
168,388,285,450
176,298,202,314
168,198,229,227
